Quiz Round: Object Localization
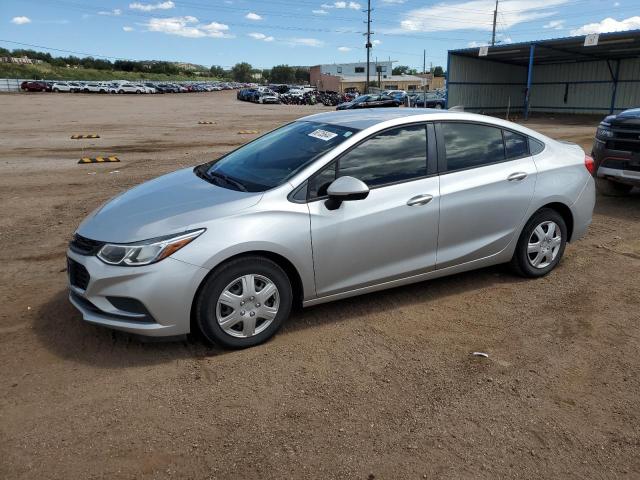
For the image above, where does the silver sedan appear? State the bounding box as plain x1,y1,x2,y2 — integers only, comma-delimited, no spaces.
67,109,595,348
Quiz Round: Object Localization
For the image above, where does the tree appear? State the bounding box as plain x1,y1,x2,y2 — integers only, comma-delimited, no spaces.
433,66,444,77
392,65,418,75
261,69,271,83
210,65,226,78
270,64,295,84
294,67,309,84
231,62,253,82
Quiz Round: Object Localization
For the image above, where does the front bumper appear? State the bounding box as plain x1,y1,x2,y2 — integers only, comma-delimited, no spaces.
67,249,209,336
592,138,640,185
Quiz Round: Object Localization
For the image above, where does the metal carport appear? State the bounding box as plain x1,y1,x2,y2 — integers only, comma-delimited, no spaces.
445,30,640,119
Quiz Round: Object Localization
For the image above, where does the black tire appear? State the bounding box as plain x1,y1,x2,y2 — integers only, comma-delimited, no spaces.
510,208,568,278
118,89,124,94
53,88,59,92
595,177,633,196
195,256,293,349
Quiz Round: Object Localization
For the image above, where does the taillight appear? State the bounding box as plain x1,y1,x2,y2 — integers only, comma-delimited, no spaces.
584,154,595,175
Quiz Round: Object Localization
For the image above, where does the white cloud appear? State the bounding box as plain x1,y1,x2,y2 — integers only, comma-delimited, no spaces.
288,37,324,47
338,46,351,51
373,39,381,45
248,32,274,41
321,1,360,9
399,0,567,33
98,8,122,16
543,19,565,29
614,1,620,6
123,26,134,31
143,16,231,38
11,16,31,25
571,16,640,35
381,0,406,3
245,12,262,20
468,32,511,47
312,9,328,14
130,1,175,12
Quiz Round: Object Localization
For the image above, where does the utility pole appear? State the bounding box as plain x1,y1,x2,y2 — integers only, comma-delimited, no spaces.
364,0,372,93
423,49,427,107
491,0,499,46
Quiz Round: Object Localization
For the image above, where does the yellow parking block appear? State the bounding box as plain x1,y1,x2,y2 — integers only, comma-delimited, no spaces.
197,121,216,125
71,134,100,139
78,156,120,164
238,130,259,134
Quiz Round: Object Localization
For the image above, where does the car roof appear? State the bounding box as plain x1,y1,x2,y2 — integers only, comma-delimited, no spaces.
300,108,450,129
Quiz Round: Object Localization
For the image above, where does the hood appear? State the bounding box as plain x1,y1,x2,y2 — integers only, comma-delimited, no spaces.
77,167,262,243
605,108,640,127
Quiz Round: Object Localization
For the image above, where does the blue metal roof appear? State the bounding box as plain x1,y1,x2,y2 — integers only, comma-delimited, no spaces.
449,29,640,65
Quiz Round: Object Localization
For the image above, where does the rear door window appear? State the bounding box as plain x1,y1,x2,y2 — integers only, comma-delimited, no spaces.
441,122,505,172
504,130,529,159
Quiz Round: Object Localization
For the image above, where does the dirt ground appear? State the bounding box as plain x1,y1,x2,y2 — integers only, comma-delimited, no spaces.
0,91,638,479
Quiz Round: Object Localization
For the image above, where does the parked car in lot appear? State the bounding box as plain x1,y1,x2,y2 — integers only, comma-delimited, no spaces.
109,82,145,94
257,90,279,104
67,109,595,348
412,92,446,109
592,107,640,195
82,82,110,93
52,81,74,93
20,81,48,92
336,94,401,110
383,89,407,102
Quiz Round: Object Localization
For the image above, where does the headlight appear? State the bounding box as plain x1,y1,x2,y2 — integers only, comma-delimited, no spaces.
97,229,205,266
596,126,613,139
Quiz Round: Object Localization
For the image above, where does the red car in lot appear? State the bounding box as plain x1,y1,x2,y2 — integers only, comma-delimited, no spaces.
20,81,49,92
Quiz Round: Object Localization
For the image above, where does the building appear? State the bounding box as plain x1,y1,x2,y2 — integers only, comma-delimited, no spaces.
414,73,446,91
310,61,427,93
312,61,394,79
0,56,43,65
446,29,640,118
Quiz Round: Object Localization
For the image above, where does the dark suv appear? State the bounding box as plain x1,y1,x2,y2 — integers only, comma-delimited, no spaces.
592,108,640,195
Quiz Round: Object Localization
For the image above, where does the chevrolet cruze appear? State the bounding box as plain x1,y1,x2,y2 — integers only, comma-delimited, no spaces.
68,109,595,348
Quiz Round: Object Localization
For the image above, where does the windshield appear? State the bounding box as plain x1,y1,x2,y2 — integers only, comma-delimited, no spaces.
203,121,358,192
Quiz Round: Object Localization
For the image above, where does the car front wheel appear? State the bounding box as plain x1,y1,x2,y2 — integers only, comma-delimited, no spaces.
511,208,567,278
195,256,293,348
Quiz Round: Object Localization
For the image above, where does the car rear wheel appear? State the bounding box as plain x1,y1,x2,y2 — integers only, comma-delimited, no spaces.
435,103,443,109
510,208,567,278
195,256,292,348
595,177,633,196
53,88,59,92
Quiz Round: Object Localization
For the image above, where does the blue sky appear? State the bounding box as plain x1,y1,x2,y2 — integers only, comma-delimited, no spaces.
2,0,640,70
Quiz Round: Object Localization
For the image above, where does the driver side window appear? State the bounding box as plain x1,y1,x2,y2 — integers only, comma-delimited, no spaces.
307,124,428,200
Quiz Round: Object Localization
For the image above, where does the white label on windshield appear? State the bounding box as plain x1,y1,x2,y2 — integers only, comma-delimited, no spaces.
308,129,338,141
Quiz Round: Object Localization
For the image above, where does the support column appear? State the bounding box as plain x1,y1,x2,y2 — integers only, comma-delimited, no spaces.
445,51,451,109
610,59,621,114
524,44,535,120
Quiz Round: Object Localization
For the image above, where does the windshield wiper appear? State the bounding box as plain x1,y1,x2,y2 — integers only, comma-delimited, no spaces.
207,171,248,192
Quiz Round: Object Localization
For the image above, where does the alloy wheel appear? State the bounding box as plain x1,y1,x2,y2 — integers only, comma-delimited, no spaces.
216,274,280,338
527,221,562,269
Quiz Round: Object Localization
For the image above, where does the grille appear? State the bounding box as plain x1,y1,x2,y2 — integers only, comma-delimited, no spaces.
69,234,104,256
68,258,90,290
606,140,640,153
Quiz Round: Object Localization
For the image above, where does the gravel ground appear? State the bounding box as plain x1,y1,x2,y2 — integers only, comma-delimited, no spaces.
0,91,638,479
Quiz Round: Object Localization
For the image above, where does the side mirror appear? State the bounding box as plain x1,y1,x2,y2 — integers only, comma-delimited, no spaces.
325,176,370,210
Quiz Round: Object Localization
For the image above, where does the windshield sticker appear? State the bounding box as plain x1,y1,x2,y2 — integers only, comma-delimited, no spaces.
308,129,338,141
343,131,353,137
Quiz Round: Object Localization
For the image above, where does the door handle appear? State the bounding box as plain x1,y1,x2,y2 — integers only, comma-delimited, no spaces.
407,194,433,206
507,172,528,181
